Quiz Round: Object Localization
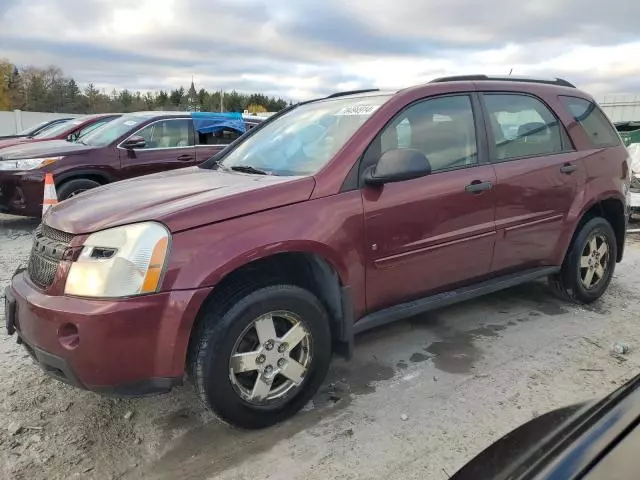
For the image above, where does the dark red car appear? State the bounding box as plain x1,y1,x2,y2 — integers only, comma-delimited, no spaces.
5,76,630,429
0,114,119,150
0,111,260,216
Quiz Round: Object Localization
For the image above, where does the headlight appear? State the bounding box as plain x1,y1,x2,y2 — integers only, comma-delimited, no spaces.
65,222,170,298
0,156,63,171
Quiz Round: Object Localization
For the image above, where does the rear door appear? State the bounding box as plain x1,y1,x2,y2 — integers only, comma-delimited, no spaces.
481,92,585,273
362,93,497,312
195,126,244,161
118,118,197,178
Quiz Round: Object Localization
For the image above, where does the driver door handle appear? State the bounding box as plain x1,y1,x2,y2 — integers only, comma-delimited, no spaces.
465,180,493,194
177,154,194,162
560,163,577,174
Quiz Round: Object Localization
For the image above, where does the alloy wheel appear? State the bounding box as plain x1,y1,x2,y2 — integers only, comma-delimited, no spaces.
229,310,312,406
580,233,610,290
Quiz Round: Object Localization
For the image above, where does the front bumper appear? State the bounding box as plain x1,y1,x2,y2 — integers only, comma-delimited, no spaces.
0,171,45,217
7,271,212,396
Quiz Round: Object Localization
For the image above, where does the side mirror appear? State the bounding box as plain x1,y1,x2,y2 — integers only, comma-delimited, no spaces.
364,148,431,186
121,135,146,149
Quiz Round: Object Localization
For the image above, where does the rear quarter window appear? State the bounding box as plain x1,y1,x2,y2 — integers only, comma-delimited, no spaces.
560,96,620,147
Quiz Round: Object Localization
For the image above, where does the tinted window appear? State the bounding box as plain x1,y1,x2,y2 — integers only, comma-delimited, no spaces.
561,96,620,147
484,94,565,161
376,95,478,173
134,119,193,149
198,127,241,146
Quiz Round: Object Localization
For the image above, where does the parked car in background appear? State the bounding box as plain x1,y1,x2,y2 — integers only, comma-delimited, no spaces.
5,76,628,429
0,114,120,150
615,120,640,147
0,117,74,140
0,111,261,216
452,373,640,480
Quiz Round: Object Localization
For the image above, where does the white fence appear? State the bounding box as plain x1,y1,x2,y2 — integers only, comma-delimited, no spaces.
597,95,640,123
0,110,85,136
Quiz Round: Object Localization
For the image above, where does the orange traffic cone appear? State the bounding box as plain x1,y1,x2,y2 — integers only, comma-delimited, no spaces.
42,173,58,216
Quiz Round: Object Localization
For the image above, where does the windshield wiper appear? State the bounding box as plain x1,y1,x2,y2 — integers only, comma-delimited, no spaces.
229,165,268,175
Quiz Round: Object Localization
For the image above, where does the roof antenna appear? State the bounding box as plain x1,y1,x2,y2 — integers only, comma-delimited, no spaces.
508,68,513,76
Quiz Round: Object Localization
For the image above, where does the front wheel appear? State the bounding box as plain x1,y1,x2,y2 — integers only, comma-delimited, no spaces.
57,178,101,201
188,285,332,429
548,217,617,304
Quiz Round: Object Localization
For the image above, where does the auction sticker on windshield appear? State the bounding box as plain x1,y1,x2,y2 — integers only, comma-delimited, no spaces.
335,105,380,116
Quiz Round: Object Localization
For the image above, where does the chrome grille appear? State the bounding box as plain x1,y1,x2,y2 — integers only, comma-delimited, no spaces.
27,224,74,289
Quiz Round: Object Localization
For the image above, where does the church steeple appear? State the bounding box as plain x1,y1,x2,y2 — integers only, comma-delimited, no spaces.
187,75,199,111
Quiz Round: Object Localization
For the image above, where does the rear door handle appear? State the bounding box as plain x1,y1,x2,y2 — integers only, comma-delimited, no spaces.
465,181,493,193
177,154,194,161
560,163,578,174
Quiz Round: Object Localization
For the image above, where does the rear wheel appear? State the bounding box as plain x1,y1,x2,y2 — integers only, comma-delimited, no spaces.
188,284,332,429
548,217,616,304
57,179,101,201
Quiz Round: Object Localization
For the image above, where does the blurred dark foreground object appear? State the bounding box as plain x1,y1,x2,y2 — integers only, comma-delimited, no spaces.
452,374,640,480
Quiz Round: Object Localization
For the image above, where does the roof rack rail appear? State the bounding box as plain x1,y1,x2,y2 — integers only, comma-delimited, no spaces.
326,88,380,98
429,75,576,88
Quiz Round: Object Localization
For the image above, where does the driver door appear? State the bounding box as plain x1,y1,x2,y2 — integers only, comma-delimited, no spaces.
362,94,497,312
119,118,197,179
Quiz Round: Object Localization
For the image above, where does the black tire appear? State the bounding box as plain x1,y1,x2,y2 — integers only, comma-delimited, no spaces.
548,217,617,304
188,284,332,429
57,179,101,201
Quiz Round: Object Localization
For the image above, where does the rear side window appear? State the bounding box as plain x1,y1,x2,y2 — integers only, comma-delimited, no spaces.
483,93,566,161
560,96,620,147
198,127,242,146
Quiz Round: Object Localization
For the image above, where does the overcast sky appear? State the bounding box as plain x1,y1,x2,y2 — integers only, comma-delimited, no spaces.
1,0,639,101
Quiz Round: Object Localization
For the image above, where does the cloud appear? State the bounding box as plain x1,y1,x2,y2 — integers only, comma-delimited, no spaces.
0,0,639,101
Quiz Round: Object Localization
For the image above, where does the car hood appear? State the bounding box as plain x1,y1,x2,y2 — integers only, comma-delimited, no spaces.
0,140,97,160
46,167,316,234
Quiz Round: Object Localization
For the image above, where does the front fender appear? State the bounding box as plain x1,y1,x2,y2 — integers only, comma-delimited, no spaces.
161,190,367,314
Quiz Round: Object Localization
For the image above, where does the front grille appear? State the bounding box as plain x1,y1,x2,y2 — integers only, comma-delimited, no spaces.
41,224,74,244
27,224,74,289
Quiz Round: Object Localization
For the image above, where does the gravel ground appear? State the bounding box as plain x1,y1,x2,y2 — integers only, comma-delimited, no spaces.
2,212,640,480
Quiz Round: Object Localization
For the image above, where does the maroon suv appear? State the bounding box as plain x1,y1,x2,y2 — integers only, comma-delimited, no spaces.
5,76,630,429
0,112,260,216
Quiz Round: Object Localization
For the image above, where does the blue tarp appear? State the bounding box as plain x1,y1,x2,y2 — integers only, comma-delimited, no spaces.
191,112,246,135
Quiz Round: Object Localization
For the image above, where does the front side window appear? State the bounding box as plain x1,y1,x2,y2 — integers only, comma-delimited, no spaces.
560,96,620,147
484,94,566,161
374,95,478,173
132,119,193,149
215,95,391,176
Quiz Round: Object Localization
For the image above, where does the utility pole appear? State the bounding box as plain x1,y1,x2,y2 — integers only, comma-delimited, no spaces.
220,89,224,112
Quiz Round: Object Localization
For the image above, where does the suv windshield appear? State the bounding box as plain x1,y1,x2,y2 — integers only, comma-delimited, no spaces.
18,121,48,136
33,119,79,139
216,95,391,176
80,114,154,147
